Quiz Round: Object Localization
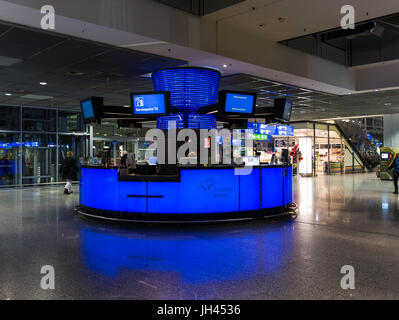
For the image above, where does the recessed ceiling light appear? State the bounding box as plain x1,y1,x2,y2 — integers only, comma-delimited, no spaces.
67,71,86,76
223,64,228,68
39,82,47,86
4,93,12,96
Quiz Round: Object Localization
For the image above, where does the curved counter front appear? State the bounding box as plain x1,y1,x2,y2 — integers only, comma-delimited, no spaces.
79,165,293,222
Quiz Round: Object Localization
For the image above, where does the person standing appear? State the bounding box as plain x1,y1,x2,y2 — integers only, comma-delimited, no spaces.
126,151,136,174
120,150,128,167
60,151,79,194
387,154,399,194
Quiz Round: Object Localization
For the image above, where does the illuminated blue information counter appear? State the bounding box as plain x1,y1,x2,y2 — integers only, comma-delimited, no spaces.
79,165,293,222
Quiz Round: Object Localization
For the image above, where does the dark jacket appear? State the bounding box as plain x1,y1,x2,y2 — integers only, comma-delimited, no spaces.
387,157,399,175
120,154,127,167
60,157,79,181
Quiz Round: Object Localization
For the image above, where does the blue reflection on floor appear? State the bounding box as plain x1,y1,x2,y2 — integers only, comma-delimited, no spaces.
81,223,293,284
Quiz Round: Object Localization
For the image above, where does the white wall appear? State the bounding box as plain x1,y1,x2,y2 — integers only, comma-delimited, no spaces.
384,114,399,149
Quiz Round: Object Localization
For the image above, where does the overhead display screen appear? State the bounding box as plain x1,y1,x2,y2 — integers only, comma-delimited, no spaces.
274,98,293,122
131,92,169,116
225,93,255,114
81,100,95,120
282,99,292,122
80,97,103,123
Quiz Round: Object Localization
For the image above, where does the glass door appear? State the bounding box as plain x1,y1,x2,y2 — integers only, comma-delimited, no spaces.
22,146,56,185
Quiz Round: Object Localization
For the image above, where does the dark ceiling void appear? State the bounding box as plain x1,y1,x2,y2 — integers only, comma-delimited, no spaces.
280,13,399,67
0,20,185,109
154,0,245,16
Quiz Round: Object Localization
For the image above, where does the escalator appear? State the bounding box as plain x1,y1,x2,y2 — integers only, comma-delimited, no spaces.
334,121,373,172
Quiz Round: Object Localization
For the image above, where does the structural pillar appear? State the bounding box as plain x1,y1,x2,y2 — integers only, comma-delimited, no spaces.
384,114,399,150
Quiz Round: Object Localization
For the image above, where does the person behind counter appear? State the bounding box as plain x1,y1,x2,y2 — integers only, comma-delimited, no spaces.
126,151,136,174
60,151,79,195
120,150,128,167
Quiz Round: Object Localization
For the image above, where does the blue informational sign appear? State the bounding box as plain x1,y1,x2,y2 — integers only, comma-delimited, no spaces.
247,122,294,136
225,93,254,114
132,93,166,115
81,100,95,119
0,142,40,149
275,125,294,136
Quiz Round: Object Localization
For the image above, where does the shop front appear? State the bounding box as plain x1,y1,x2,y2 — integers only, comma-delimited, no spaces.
291,121,367,175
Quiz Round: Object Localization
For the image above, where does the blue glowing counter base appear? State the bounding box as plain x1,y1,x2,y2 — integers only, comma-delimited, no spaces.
79,165,293,222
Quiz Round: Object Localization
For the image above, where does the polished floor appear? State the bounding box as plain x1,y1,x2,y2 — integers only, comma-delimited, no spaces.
2,173,399,299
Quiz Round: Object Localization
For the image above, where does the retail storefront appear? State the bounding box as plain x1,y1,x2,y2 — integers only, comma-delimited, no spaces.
290,121,367,175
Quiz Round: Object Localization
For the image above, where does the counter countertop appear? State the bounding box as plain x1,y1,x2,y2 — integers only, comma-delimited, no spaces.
82,164,292,182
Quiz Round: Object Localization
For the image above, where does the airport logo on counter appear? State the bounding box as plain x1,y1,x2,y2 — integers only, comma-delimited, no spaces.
198,179,234,198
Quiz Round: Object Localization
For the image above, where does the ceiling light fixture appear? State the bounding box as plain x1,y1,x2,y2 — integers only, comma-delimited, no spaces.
4,93,12,96
39,82,47,86
67,71,85,76
223,64,228,68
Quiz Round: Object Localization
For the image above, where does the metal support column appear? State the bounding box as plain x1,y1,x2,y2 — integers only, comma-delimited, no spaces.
89,125,93,159
327,123,330,175
56,109,59,183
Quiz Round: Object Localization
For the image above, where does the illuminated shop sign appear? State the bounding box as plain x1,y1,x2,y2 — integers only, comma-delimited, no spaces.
253,134,271,141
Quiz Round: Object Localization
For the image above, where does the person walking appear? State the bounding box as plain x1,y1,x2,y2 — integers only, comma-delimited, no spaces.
387,154,399,194
60,151,79,194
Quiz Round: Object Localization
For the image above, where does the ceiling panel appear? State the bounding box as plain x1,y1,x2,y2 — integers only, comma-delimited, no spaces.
0,27,66,60
0,20,185,111
220,74,399,121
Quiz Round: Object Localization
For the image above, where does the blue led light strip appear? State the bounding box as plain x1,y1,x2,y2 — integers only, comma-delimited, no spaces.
152,67,221,113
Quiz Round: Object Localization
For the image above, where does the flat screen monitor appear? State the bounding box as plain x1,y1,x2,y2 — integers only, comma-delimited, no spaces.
219,90,256,115
274,98,293,123
130,91,169,117
381,153,391,160
80,97,103,123
148,157,157,165
243,156,260,166
232,139,243,146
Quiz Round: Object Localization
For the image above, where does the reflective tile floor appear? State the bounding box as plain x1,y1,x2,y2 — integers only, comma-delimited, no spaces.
2,173,399,299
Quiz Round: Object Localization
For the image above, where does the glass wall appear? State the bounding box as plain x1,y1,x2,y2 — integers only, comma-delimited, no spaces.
0,105,88,188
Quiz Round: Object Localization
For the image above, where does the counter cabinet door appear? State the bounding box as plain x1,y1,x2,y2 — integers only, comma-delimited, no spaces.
261,167,284,209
